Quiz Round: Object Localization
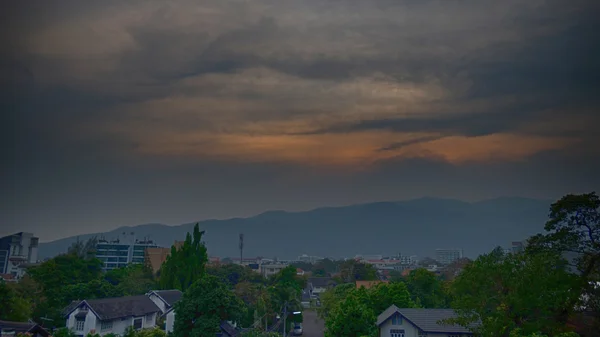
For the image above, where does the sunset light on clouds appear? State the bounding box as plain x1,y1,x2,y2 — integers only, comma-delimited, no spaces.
2,0,599,239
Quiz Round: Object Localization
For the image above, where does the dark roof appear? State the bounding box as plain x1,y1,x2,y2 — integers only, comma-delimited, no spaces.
377,306,474,334
308,277,334,288
0,320,50,337
65,295,161,320
153,290,183,307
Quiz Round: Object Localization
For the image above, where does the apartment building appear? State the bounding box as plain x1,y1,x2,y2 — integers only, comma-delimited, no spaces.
435,249,464,265
95,235,158,271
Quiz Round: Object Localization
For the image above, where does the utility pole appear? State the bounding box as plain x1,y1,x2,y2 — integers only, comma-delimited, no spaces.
239,233,244,265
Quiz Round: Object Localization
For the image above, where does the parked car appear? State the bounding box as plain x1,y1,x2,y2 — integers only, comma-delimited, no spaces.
292,323,303,336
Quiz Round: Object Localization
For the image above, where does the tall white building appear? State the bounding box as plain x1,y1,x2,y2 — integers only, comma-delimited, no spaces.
435,249,463,265
0,232,39,279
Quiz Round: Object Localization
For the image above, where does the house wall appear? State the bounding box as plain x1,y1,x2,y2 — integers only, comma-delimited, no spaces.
165,311,175,333
66,307,98,336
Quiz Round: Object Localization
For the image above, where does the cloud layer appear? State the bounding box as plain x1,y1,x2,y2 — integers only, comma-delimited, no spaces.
2,0,599,239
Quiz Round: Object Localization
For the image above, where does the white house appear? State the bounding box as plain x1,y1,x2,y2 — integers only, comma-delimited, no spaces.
63,295,161,336
377,305,474,337
146,290,183,314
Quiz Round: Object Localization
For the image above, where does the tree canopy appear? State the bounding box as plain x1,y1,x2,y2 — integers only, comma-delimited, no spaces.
173,274,245,337
159,223,208,291
447,248,581,336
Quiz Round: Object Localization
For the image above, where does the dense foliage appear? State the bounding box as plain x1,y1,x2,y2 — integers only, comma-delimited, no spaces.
447,248,581,336
159,223,208,291
172,274,246,337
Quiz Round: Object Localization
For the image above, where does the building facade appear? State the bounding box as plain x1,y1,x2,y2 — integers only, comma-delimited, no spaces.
0,232,39,279
435,249,463,266
95,237,158,271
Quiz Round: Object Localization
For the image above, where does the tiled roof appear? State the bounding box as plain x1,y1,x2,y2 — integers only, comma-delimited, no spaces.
65,295,161,320
377,305,474,334
153,290,183,307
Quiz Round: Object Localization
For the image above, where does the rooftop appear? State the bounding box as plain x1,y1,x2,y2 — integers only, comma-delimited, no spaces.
377,306,474,334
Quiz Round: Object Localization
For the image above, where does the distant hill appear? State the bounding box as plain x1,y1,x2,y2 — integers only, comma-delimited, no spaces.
38,197,553,260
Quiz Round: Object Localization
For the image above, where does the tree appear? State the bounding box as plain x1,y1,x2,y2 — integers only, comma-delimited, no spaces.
0,279,32,321
105,264,157,295
368,282,414,314
317,283,354,319
27,253,104,325
173,274,245,337
418,257,441,267
403,268,450,308
206,263,264,287
527,192,600,279
325,288,377,337
159,223,208,291
67,237,98,259
339,260,378,282
447,249,581,337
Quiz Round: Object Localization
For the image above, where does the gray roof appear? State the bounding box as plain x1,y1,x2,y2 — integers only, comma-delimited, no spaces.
377,305,473,334
65,295,161,320
153,290,183,307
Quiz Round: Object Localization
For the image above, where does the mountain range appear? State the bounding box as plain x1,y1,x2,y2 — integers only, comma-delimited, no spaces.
38,197,553,261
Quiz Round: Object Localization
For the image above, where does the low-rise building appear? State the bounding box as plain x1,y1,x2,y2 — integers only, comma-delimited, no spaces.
377,305,475,337
308,277,336,296
261,264,287,278
63,295,161,336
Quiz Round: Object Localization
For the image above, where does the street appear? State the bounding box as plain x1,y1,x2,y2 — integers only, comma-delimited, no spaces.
300,310,325,337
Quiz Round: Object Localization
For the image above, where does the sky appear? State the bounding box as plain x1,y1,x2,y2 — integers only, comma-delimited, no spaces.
2,0,599,242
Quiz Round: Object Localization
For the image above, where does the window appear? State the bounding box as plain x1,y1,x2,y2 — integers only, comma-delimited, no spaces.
100,320,113,331
75,318,85,331
133,318,143,330
390,329,405,337
391,314,402,325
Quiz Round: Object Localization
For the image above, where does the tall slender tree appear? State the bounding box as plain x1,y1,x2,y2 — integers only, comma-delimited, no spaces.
159,223,208,291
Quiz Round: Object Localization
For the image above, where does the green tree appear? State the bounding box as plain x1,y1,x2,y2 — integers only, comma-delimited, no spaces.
318,283,355,320
368,282,414,314
339,260,378,282
159,223,208,291
403,268,450,308
527,192,600,279
0,279,32,321
206,263,264,287
447,249,581,337
325,288,377,337
105,264,157,295
173,274,246,337
27,253,104,325
68,237,98,259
